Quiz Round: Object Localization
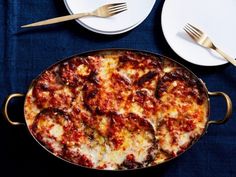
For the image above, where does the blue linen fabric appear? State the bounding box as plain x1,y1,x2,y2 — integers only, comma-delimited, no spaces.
1,0,236,177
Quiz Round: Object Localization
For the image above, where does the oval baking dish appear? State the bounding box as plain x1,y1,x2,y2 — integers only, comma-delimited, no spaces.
3,49,232,170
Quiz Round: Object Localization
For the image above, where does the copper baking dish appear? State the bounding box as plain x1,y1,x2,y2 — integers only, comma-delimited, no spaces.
2,49,232,170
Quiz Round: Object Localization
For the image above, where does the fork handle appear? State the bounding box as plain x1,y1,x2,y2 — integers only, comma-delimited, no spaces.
214,48,236,66
21,13,91,28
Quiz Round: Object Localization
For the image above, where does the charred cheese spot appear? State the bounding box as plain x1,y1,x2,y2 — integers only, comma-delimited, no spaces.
83,72,132,114
81,113,111,137
59,57,91,87
32,68,73,109
31,108,73,156
107,114,157,169
59,55,101,86
156,69,207,104
156,68,208,157
64,127,106,168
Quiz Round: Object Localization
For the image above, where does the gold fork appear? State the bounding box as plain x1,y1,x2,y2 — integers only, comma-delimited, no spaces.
21,3,127,28
184,23,236,66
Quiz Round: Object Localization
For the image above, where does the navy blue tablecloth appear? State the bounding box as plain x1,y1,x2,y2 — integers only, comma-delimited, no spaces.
1,1,236,177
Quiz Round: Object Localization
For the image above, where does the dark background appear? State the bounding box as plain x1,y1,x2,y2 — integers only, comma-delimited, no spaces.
0,0,236,177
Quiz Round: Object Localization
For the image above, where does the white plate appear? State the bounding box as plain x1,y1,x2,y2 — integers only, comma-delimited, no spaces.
161,0,236,66
64,0,156,35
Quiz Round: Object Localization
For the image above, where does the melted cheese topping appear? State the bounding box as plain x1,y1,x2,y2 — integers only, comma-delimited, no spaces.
24,51,208,170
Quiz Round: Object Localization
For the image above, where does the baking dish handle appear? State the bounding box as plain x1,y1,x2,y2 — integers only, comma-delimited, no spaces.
2,93,25,126
207,91,232,125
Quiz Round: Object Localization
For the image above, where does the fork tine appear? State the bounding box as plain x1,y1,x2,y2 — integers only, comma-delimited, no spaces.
187,23,203,35
108,4,127,11
184,27,198,40
184,25,201,38
108,5,127,11
185,25,201,37
109,8,127,16
109,6,127,13
108,3,126,7
108,3,126,9
186,24,203,40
